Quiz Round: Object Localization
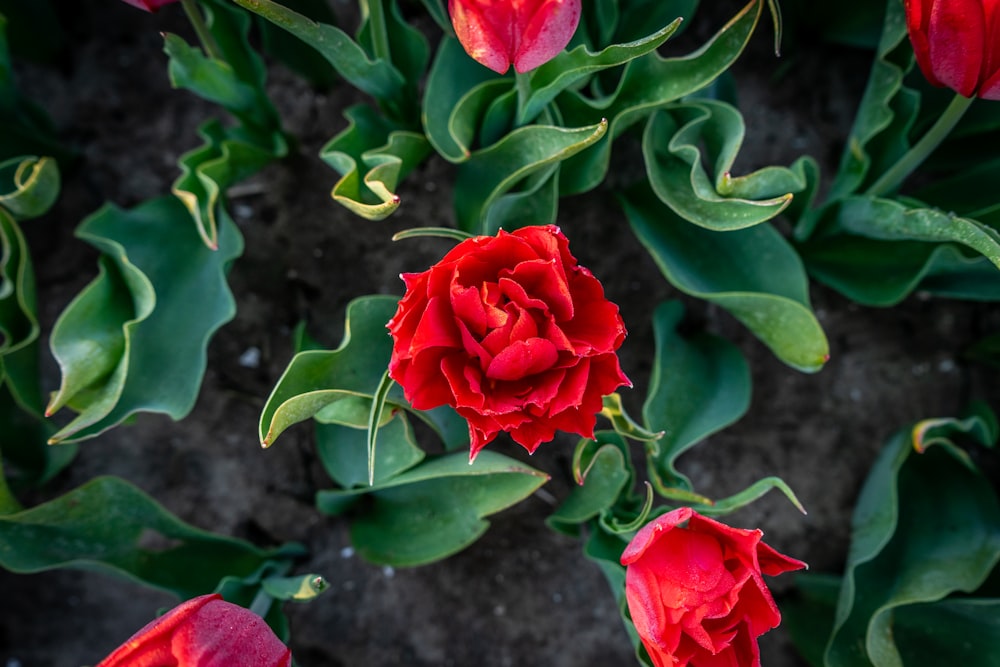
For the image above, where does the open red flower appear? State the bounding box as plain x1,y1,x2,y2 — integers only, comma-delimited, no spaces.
448,0,581,73
119,0,180,12
905,0,1000,100
387,225,630,460
96,594,291,667
621,508,806,667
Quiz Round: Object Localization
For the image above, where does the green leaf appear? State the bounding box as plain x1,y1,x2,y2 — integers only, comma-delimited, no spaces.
783,573,842,667
454,118,608,233
315,410,425,489
894,598,1000,667
172,118,286,250
260,573,330,601
0,207,37,357
643,103,809,230
316,450,548,566
547,432,632,535
259,295,397,446
798,197,1000,306
518,18,684,124
557,0,770,195
0,476,293,600
825,411,1000,667
46,196,243,443
641,301,750,493
164,33,263,123
623,186,829,371
231,0,408,109
320,105,431,219
256,0,339,88
0,155,59,220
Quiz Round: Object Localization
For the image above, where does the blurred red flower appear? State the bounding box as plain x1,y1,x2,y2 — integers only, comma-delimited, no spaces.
119,0,180,12
448,0,581,73
387,225,630,460
621,508,806,667
96,594,291,667
905,0,1000,99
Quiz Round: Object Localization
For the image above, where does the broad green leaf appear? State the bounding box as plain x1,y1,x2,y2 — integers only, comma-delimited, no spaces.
641,301,750,493
643,104,808,230
256,0,339,88
547,432,632,536
623,186,829,371
480,163,559,234
320,105,431,219
826,411,1000,667
315,410,425,489
164,33,263,123
0,208,37,356
799,198,1000,306
0,475,295,600
356,0,430,93
557,0,770,195
454,119,608,233
518,18,683,124
259,295,397,446
231,0,408,106
783,573,842,667
0,155,59,220
46,196,243,443
894,598,1000,666
316,450,548,566
172,118,286,250
423,37,510,162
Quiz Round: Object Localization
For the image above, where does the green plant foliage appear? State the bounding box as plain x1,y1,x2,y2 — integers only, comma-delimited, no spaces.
557,0,773,195
315,412,425,489
316,450,548,566
623,185,829,372
547,432,634,537
0,475,302,599
255,0,340,88
787,406,1000,667
46,196,243,443
641,301,750,495
642,103,811,229
320,105,431,219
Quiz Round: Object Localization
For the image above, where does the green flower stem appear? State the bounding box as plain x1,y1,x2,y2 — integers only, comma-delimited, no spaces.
515,70,532,126
365,0,392,64
865,93,975,197
180,0,223,61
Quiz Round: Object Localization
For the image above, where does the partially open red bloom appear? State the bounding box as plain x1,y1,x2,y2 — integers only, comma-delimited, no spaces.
387,225,630,460
96,594,292,667
448,0,581,73
119,0,180,12
621,508,806,667
905,0,1000,100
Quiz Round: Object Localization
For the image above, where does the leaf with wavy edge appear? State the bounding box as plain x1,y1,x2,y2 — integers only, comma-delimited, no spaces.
320,105,431,220
643,103,810,229
0,156,59,221
0,209,36,356
173,118,285,250
0,475,299,600
624,185,829,372
825,407,1000,667
231,0,407,104
454,118,608,233
316,450,548,566
799,196,1000,306
46,196,242,443
642,301,750,495
557,0,769,195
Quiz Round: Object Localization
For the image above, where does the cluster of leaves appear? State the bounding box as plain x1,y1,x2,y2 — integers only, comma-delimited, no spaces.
0,0,998,663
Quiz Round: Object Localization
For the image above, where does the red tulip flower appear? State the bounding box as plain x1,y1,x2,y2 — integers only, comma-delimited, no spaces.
387,225,630,460
96,594,292,667
905,0,1000,100
448,0,582,74
621,508,806,667
119,0,180,12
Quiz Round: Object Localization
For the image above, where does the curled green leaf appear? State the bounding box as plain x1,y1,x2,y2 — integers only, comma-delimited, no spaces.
0,155,59,220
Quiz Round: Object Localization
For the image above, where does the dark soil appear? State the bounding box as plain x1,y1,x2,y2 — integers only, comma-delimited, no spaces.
2,2,998,666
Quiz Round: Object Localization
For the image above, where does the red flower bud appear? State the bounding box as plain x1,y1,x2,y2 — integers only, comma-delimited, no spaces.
387,225,630,460
621,508,806,667
118,0,180,12
96,594,292,667
905,0,1000,100
448,0,581,74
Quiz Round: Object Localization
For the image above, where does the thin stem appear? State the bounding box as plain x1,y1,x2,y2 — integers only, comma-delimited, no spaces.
366,0,392,64
865,93,975,198
515,70,532,126
180,0,223,61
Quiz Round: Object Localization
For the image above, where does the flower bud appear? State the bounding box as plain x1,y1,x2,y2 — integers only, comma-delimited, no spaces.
448,0,581,74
